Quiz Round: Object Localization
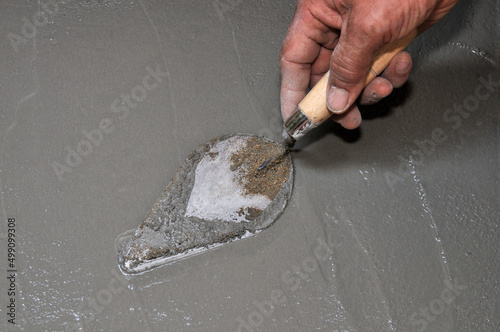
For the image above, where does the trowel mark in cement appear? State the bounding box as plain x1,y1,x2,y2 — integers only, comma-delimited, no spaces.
117,134,293,274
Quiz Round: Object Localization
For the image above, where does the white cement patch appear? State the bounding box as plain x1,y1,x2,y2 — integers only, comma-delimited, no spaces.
185,136,272,222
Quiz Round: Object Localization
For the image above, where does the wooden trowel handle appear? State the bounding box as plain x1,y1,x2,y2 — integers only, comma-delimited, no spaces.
297,30,417,125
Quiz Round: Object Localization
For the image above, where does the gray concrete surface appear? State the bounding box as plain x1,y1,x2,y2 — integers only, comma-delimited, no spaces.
0,0,498,331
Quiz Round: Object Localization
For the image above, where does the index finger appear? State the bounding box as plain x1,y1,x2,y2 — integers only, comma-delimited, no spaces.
279,19,322,119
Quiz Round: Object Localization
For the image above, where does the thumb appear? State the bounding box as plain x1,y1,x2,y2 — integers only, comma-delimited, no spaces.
326,21,383,114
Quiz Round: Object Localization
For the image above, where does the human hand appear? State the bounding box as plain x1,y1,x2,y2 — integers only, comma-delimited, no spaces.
280,0,458,129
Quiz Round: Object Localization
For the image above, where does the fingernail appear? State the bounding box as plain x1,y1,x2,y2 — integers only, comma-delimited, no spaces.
396,59,411,75
327,86,349,113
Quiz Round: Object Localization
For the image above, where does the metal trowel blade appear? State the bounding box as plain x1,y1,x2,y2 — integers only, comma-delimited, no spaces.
117,133,294,274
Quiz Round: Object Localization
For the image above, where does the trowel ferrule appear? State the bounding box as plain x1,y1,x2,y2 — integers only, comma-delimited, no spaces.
283,106,317,142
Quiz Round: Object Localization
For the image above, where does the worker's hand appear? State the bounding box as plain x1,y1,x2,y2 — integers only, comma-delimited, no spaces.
280,0,458,129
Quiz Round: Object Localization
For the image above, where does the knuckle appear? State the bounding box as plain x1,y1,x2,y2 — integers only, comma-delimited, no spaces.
355,13,391,42
330,62,357,86
329,46,366,86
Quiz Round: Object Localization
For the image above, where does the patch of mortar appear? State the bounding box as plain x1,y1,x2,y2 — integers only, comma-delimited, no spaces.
117,133,294,274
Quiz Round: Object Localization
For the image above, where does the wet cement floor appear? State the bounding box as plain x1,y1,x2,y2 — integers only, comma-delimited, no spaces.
0,0,498,331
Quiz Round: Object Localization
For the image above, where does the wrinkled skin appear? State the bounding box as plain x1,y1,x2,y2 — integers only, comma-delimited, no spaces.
280,0,458,129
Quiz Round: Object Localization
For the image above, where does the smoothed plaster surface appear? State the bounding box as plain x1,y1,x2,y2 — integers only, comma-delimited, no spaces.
0,0,498,331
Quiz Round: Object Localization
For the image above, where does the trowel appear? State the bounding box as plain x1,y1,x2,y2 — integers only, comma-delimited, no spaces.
117,133,293,274
117,31,416,274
